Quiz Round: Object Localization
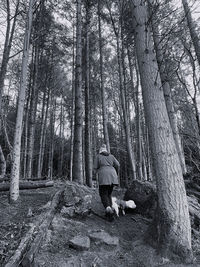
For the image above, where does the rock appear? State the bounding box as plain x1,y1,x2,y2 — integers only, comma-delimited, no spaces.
60,206,75,218
89,230,119,246
69,236,90,251
62,182,93,218
124,180,157,217
27,207,33,217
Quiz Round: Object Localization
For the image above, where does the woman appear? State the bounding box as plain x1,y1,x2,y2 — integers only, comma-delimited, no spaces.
94,144,120,220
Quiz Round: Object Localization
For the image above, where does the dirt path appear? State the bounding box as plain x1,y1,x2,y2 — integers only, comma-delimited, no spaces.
1,182,200,267
34,186,200,267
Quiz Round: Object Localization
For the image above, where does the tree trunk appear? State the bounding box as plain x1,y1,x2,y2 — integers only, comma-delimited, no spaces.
107,2,136,180
70,24,75,182
58,98,64,177
98,0,110,152
130,0,193,261
127,46,143,180
0,0,19,113
10,0,34,203
72,0,83,184
84,3,93,187
23,94,30,179
38,82,51,178
0,145,6,179
27,45,39,179
182,0,200,67
37,87,46,178
47,98,56,180
150,3,187,175
116,35,136,180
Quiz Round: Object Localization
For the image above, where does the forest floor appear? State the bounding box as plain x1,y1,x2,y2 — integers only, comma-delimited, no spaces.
0,181,200,267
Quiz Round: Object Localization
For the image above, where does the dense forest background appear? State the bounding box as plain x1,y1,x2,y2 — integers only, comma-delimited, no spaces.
1,0,200,262
0,0,200,187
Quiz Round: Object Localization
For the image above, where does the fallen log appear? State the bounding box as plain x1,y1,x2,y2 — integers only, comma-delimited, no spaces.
21,189,63,267
0,177,47,183
0,180,54,192
5,189,63,267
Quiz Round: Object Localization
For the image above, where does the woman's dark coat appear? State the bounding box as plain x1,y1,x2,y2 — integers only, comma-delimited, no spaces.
94,152,120,185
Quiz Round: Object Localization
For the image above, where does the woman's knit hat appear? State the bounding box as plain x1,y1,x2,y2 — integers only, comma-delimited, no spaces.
99,144,108,154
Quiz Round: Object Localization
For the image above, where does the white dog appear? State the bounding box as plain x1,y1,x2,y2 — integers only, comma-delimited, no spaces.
112,197,136,217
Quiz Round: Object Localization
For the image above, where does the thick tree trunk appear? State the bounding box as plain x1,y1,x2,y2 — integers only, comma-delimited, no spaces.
182,0,200,67
150,5,187,175
98,0,110,152
131,0,193,261
72,0,83,184
10,0,34,203
84,4,93,187
127,46,144,180
135,87,143,180
107,2,136,180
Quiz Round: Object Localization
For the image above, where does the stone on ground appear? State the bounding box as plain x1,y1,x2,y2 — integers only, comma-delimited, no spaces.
60,206,75,217
69,235,90,251
89,230,119,246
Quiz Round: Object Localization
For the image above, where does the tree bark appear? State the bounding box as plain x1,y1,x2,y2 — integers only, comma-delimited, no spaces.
84,3,93,187
58,98,64,177
182,0,200,67
0,0,19,113
150,3,187,175
130,0,193,261
0,145,6,179
27,45,39,179
107,2,136,180
98,0,110,152
10,0,34,203
37,87,46,178
47,97,56,180
70,23,75,181
37,84,50,178
117,34,136,180
72,0,83,184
